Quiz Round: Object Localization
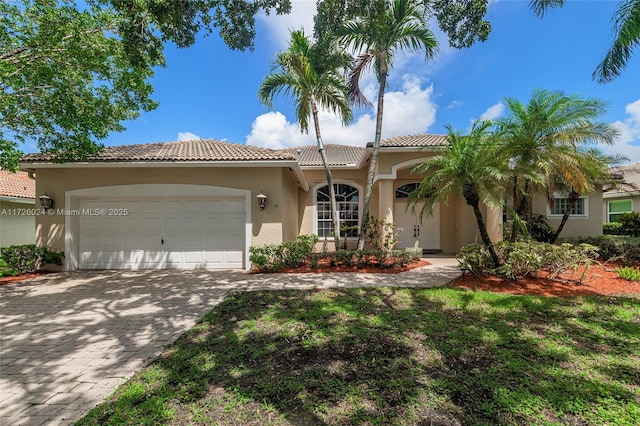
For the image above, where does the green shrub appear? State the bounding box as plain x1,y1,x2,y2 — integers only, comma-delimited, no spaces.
567,235,640,265
457,241,598,282
615,266,640,281
404,247,423,261
365,217,398,251
249,234,319,272
0,245,64,274
619,212,640,237
528,214,555,243
603,222,625,235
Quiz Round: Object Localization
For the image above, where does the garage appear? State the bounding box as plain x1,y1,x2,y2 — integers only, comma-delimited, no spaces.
77,198,245,269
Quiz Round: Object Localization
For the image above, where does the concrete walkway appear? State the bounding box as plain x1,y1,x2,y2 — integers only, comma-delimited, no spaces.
0,256,459,426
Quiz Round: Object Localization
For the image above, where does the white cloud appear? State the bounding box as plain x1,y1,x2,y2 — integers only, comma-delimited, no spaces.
257,0,317,48
446,100,463,110
246,74,438,148
608,98,640,164
479,102,505,121
177,131,200,141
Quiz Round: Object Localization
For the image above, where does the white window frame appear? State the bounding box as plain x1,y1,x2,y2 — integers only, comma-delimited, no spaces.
547,193,589,219
607,199,633,222
313,181,363,240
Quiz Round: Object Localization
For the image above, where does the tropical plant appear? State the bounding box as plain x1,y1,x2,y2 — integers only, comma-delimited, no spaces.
499,89,617,242
338,0,438,250
258,29,352,250
411,121,509,267
547,149,619,243
530,0,640,83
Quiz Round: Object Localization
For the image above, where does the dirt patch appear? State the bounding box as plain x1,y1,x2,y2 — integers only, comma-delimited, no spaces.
252,258,431,274
449,262,640,297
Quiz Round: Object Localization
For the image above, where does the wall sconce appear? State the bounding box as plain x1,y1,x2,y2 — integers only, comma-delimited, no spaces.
39,194,54,210
256,191,267,210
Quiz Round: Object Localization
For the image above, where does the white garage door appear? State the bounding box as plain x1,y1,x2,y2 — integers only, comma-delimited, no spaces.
78,198,245,269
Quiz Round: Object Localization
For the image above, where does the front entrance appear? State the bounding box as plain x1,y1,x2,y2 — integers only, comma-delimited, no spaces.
393,183,440,250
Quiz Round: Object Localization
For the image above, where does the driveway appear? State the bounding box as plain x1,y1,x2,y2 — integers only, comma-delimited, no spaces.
0,256,459,426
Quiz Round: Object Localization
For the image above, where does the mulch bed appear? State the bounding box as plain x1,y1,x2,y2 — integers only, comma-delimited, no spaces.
449,262,640,297
0,271,50,285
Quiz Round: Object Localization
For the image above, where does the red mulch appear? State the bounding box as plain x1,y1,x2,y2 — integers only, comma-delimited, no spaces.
251,258,431,274
0,271,50,285
449,262,640,297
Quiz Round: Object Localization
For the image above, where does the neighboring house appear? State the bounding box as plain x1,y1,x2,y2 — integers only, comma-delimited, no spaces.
603,161,640,223
21,137,598,271
0,169,36,247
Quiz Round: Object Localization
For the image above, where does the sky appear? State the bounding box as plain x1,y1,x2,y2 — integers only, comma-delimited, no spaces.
27,1,640,163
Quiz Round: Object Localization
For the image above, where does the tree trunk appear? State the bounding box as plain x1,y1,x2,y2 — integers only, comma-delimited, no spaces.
357,57,387,250
549,190,579,244
470,199,501,267
510,177,532,242
311,101,340,251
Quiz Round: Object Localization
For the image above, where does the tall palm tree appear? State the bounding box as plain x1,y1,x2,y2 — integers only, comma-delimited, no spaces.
530,0,640,83
410,121,509,266
499,89,618,241
258,30,352,250
339,0,438,249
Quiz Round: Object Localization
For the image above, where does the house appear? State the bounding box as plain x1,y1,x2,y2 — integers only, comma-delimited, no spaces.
0,169,36,247
21,137,600,271
603,161,640,223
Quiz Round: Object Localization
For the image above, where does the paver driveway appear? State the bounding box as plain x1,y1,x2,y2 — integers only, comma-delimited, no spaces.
0,257,459,425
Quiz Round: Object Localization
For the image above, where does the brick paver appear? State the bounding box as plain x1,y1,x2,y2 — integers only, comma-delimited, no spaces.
0,256,459,425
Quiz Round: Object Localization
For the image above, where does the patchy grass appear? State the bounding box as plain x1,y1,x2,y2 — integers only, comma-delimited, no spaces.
0,258,18,277
77,288,640,425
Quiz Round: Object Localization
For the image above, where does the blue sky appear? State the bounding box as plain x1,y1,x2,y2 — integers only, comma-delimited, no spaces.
33,1,640,162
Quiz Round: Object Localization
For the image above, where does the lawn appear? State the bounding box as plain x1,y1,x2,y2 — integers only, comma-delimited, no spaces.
77,287,639,425
0,258,17,277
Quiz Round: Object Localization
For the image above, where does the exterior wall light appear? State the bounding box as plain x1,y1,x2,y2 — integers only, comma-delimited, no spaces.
256,191,267,210
39,194,54,210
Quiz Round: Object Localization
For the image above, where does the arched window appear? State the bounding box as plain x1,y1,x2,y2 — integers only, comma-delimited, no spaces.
395,183,433,199
316,183,359,238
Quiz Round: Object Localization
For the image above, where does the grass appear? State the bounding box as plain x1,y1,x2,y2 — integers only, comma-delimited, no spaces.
77,288,640,425
0,258,18,277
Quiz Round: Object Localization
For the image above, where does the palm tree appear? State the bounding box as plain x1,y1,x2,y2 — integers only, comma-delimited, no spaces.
547,149,620,243
339,0,438,249
499,89,618,241
258,30,352,250
410,121,509,267
530,0,640,83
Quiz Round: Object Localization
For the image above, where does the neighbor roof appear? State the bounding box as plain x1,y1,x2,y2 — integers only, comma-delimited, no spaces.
280,144,368,167
21,139,297,163
605,161,640,195
0,170,35,199
367,134,448,148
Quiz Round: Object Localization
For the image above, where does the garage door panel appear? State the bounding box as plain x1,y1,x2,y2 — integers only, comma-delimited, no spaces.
79,197,245,269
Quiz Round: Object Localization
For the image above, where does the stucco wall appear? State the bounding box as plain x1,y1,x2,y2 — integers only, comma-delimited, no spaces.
0,199,36,247
532,189,603,238
33,166,299,253
280,168,299,242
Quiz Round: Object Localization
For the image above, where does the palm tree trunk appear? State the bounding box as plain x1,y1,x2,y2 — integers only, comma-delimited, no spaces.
549,190,579,244
510,177,532,242
470,200,501,267
357,59,388,250
311,101,340,251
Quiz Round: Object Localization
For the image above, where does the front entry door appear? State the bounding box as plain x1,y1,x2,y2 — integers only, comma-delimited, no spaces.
394,200,440,250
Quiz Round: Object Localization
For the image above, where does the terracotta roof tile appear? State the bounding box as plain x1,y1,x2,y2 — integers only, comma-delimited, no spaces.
368,134,449,148
0,170,35,199
280,144,367,167
22,139,296,163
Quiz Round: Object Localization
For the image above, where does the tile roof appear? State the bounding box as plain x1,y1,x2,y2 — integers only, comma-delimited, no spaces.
606,161,640,193
0,170,35,199
280,144,368,167
22,139,296,163
369,134,449,148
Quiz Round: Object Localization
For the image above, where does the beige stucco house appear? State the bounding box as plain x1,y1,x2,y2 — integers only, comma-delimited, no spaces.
603,161,640,223
0,170,36,247
21,136,602,271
